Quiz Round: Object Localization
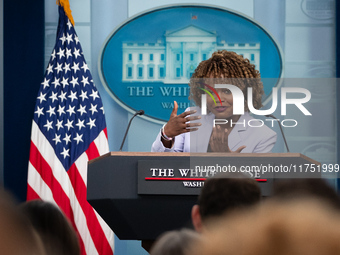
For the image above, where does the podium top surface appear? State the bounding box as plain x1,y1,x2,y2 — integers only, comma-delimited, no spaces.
89,152,320,165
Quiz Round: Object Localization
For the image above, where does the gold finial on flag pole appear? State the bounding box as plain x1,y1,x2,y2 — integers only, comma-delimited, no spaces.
56,0,75,26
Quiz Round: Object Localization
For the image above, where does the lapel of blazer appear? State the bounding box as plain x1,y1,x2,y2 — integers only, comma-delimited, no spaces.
228,112,249,151
193,112,214,152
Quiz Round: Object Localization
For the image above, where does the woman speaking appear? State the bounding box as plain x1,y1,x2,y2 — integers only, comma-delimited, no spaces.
151,50,277,153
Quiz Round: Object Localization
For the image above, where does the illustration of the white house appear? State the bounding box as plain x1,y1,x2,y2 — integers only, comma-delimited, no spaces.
122,25,260,83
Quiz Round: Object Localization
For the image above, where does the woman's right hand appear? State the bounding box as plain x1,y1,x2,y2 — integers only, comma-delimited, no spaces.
162,101,201,148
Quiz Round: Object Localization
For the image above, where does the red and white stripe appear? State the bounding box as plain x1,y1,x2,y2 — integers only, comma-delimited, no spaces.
27,121,114,255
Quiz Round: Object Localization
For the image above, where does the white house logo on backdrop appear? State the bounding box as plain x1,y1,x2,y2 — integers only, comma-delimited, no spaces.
99,5,283,124
122,25,260,84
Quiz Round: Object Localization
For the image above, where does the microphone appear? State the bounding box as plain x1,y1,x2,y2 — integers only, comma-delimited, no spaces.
136,110,145,115
265,114,290,153
119,110,145,151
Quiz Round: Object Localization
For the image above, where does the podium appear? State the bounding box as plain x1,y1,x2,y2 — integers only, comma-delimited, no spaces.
87,152,320,249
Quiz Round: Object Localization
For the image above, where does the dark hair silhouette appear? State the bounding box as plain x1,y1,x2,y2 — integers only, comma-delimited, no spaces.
20,200,80,255
150,229,200,255
0,190,45,255
272,178,340,209
199,172,261,221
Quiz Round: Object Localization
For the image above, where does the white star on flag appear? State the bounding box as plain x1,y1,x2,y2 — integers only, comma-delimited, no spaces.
71,62,80,73
73,133,83,144
35,106,44,117
52,134,61,145
70,76,79,87
41,78,50,89
37,92,47,103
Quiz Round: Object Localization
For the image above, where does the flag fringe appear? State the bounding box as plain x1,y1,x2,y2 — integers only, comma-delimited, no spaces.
56,0,75,27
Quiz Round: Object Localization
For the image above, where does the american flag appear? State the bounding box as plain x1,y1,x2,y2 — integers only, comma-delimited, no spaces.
27,5,114,255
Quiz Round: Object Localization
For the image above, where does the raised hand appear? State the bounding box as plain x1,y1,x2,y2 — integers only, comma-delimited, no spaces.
209,125,246,153
162,101,201,148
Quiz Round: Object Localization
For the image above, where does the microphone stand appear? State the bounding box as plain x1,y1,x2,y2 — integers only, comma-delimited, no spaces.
265,114,290,153
119,110,144,151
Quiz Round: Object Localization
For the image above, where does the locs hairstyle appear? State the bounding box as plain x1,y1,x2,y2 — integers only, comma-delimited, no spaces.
189,50,264,111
